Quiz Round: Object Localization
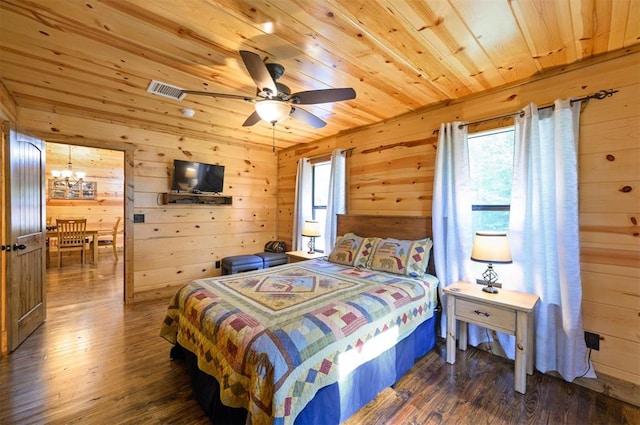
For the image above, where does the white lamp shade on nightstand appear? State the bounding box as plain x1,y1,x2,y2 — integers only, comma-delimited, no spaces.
301,220,321,254
301,220,321,237
471,232,512,264
471,231,512,294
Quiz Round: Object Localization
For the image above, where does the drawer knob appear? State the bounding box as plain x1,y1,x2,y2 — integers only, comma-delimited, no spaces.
473,309,490,317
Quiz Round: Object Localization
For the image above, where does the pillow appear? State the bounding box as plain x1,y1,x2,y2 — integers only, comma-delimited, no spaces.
264,240,286,253
328,233,380,267
369,237,433,278
352,236,380,268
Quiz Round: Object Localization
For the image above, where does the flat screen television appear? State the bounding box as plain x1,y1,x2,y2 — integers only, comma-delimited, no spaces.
171,159,225,194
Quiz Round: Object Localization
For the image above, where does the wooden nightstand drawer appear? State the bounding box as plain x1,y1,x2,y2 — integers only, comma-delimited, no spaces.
455,298,516,334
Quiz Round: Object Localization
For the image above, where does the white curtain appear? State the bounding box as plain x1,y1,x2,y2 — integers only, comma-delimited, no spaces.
292,158,312,251
432,122,474,338
504,99,595,380
324,149,346,253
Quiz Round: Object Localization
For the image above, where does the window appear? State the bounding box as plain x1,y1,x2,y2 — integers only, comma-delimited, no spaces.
311,161,330,252
468,127,515,234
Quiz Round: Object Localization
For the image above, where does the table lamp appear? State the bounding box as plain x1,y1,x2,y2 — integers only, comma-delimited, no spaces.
301,220,321,254
470,232,512,294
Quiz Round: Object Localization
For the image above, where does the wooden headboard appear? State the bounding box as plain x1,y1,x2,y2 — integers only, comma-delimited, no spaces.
336,214,432,240
336,214,435,276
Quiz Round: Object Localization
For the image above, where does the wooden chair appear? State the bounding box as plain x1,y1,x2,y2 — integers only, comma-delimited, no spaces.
55,218,88,267
93,217,122,261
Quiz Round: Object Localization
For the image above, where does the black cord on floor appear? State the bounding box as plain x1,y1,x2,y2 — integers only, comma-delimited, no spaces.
485,328,494,355
576,348,593,379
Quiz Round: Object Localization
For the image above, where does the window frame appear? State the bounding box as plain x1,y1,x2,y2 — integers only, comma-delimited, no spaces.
468,126,515,233
310,160,331,252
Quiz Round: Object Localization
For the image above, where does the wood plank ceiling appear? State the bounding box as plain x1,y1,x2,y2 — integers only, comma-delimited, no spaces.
1,0,638,150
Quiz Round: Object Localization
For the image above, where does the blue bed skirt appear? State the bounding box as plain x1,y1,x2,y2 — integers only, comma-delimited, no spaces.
172,311,438,424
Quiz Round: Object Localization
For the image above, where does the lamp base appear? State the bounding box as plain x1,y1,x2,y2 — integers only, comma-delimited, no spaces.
306,237,316,255
482,285,499,294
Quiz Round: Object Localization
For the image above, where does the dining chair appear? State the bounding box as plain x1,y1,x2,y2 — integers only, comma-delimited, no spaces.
93,217,122,261
55,218,88,267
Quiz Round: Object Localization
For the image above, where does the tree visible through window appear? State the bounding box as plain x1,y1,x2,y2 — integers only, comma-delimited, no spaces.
311,161,330,252
469,127,515,234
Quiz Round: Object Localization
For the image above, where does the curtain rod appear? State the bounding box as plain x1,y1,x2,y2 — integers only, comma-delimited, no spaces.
432,88,618,134
305,147,354,162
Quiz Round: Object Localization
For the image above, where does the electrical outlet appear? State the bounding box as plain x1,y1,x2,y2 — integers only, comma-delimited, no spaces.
133,214,145,223
215,260,221,269
584,331,600,350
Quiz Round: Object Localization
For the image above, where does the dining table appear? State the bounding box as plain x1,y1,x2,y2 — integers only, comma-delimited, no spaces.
46,229,100,265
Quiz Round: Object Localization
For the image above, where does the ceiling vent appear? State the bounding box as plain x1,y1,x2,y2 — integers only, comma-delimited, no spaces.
146,80,186,100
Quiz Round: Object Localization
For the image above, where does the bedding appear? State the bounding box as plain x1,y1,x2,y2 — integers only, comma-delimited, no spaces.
327,233,380,268
369,237,433,278
161,258,439,425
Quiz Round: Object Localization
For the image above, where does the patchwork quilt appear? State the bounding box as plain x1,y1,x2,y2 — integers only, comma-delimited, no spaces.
160,259,438,425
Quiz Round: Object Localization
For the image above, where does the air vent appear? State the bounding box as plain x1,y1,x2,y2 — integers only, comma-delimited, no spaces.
146,80,187,100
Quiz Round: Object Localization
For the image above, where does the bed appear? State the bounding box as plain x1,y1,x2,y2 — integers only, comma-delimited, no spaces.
160,214,439,424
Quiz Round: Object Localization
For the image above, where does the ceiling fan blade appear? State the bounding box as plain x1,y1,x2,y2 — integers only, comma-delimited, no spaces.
242,111,262,127
181,90,255,102
289,88,356,105
239,50,278,97
290,106,326,128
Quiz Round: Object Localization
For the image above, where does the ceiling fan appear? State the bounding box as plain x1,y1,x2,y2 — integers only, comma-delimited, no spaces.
147,50,356,129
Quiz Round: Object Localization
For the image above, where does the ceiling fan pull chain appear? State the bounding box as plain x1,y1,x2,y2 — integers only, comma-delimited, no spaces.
271,122,276,153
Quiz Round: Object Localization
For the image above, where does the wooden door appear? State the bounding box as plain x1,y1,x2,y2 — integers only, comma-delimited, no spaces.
1,122,47,352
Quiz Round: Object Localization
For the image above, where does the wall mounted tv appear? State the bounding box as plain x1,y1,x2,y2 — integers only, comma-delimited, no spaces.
171,159,225,194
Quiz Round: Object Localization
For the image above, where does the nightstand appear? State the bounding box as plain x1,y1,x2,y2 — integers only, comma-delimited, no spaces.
444,281,539,394
286,250,326,263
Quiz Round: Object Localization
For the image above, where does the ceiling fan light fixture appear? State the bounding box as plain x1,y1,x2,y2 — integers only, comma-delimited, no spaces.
255,100,291,124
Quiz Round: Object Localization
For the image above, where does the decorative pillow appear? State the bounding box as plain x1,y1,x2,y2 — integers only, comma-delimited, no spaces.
328,233,380,267
328,233,363,266
264,240,286,253
369,237,433,278
352,236,380,268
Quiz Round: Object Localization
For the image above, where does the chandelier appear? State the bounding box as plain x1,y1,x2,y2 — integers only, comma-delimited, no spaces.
51,145,86,187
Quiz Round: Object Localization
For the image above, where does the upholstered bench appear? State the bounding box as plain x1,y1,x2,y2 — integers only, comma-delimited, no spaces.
255,240,287,269
222,241,287,275
255,251,287,268
221,254,263,275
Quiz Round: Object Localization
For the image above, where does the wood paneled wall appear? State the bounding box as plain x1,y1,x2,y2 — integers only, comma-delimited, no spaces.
277,52,640,399
14,111,279,302
45,143,124,241
132,140,277,299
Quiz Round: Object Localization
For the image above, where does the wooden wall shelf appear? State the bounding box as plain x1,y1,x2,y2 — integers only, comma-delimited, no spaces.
160,192,232,206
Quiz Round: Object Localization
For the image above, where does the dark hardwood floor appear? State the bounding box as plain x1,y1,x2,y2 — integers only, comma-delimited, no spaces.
1,254,638,424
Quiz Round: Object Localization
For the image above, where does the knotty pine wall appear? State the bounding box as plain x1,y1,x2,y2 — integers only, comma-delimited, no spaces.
278,51,640,399
46,144,124,251
9,111,279,302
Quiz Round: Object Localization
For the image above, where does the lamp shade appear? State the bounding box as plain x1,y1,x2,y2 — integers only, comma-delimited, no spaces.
254,100,291,123
471,232,512,264
301,220,321,237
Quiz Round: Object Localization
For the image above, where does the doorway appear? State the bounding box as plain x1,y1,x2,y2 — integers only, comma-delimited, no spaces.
45,143,125,306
